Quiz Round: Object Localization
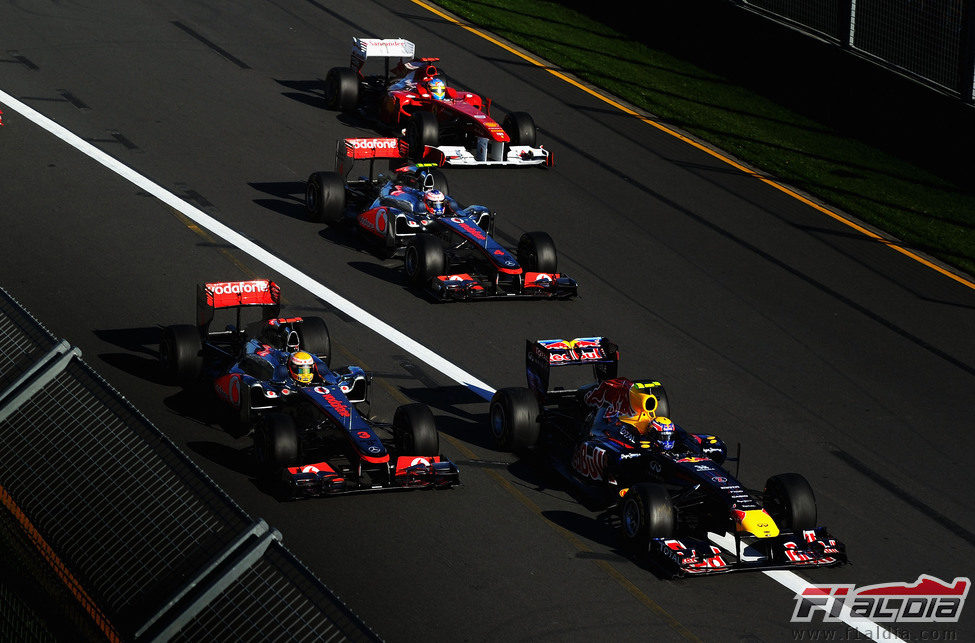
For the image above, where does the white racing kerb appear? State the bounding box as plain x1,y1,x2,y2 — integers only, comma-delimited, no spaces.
0,88,900,642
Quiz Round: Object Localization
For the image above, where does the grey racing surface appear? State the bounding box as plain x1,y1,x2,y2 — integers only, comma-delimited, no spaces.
1,1,973,641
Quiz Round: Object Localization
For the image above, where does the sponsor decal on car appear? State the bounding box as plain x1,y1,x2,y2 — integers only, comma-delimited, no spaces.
571,443,607,481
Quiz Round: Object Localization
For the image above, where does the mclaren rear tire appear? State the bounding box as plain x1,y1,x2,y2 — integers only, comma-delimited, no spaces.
297,316,331,367
159,324,202,385
306,171,345,225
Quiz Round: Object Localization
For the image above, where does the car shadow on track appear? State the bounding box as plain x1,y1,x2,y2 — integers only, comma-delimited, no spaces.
275,79,327,111
93,326,168,384
248,181,310,222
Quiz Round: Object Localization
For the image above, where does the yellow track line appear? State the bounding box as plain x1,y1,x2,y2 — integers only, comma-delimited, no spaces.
411,0,975,291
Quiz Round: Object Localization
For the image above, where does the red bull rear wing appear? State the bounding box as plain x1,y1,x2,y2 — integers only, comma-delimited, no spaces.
526,337,619,398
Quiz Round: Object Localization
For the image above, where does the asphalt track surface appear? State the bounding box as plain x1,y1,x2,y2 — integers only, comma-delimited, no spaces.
2,1,974,641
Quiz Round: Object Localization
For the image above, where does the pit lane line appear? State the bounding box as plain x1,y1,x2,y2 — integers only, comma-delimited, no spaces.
410,0,975,293
0,89,902,642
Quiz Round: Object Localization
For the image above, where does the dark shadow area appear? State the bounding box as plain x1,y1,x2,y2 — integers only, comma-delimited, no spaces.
185,441,296,501
276,79,327,110
162,388,244,436
249,181,312,222
556,0,975,191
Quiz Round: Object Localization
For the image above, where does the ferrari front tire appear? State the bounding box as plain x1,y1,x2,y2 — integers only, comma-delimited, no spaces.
502,111,536,147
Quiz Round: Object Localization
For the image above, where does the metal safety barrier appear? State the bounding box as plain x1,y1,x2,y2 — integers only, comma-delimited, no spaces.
0,286,380,642
734,0,975,101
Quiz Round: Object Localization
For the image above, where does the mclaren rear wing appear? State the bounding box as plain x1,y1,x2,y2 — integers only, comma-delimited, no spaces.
334,137,443,180
196,279,281,330
525,337,619,399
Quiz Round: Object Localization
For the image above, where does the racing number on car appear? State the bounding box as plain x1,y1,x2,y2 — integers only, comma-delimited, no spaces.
357,431,371,439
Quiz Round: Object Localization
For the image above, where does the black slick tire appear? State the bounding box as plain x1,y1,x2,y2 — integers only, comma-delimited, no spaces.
306,171,345,224
256,413,299,470
619,483,676,550
159,324,202,385
406,111,439,161
297,316,331,367
393,403,439,456
517,231,558,273
502,111,536,146
489,387,540,452
764,473,817,531
324,67,358,111
404,233,445,288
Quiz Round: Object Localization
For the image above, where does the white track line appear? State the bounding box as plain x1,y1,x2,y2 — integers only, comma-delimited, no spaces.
0,89,900,641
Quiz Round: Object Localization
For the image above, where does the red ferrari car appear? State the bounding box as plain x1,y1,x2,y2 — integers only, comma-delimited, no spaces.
324,37,552,167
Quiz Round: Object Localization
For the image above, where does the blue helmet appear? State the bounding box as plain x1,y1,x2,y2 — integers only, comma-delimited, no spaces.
428,78,447,100
650,417,676,451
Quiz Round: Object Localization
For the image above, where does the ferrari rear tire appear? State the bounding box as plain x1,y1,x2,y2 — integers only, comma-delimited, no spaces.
406,111,439,161
764,473,817,531
502,111,536,147
324,67,358,111
424,167,449,194
517,231,558,273
159,324,202,384
619,483,676,549
404,233,445,288
393,403,439,456
256,413,299,469
306,171,345,224
297,316,331,367
489,387,540,452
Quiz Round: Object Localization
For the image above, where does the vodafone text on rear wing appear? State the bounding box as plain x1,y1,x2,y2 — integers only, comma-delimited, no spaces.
196,279,281,330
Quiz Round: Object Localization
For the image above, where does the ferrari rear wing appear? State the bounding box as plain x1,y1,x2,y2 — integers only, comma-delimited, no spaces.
526,337,619,398
350,37,417,78
196,279,281,330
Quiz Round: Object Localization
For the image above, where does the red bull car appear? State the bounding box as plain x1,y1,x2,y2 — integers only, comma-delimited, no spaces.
306,138,578,301
489,337,846,576
324,37,552,167
159,279,459,497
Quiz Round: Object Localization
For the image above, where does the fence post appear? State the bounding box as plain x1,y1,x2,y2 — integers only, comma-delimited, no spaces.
839,0,856,48
960,0,975,102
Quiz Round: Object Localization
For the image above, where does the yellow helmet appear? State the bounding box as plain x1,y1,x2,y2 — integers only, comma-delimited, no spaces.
288,351,315,384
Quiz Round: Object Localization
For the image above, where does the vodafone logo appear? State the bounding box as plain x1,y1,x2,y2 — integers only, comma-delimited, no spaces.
302,465,320,473
349,138,398,149
210,281,268,295
376,208,387,233
411,457,431,467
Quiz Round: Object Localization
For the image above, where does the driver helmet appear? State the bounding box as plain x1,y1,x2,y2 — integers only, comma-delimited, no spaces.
288,351,316,385
423,189,446,216
650,417,676,451
428,77,447,100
